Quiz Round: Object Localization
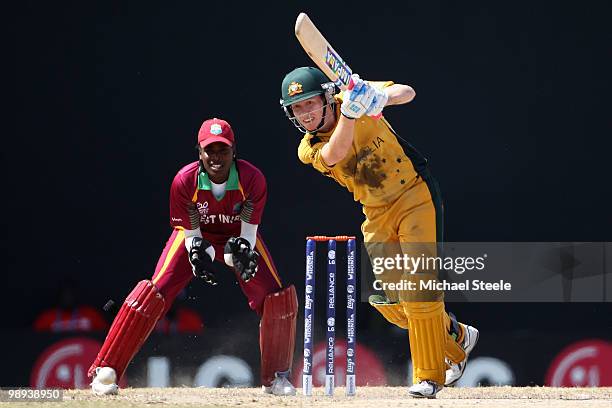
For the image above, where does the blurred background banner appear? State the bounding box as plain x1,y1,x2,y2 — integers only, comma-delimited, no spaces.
8,329,612,389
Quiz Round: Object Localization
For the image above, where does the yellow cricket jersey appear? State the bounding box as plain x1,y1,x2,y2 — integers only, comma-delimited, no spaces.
298,81,427,208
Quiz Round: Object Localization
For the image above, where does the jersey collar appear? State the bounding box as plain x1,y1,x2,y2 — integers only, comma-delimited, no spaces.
198,162,240,191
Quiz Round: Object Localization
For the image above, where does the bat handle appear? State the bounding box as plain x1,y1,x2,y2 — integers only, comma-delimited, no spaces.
347,77,355,91
371,112,383,120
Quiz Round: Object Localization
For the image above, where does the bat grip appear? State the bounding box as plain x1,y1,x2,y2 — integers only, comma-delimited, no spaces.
347,77,355,90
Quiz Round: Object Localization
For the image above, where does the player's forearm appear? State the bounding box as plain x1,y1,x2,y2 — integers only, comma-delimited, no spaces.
240,221,258,248
385,84,415,106
321,115,356,166
184,228,203,251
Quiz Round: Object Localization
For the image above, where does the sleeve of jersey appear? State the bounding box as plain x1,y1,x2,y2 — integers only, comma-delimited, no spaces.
372,80,394,90
297,136,335,175
240,168,267,225
169,172,199,230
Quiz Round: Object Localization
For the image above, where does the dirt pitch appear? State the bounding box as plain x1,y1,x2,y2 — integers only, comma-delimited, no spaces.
4,386,611,408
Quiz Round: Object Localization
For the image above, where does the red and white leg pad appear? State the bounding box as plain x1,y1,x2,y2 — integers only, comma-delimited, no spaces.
259,285,298,386
88,280,165,380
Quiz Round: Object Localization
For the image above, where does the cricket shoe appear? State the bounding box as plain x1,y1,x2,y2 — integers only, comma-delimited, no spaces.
408,380,443,399
91,367,119,396
262,371,296,396
445,323,480,387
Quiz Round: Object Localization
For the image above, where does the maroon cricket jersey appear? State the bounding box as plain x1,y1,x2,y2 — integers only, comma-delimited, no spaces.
169,159,267,247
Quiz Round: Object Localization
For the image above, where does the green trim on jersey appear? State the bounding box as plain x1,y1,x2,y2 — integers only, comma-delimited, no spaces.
198,162,240,201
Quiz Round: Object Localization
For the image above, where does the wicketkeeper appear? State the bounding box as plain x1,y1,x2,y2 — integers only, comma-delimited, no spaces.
280,67,479,398
88,118,298,396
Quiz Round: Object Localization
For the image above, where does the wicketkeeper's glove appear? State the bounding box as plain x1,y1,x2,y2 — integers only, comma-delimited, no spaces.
189,237,218,286
224,237,259,282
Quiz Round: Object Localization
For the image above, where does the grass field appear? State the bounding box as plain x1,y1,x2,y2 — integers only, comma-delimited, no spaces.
3,386,611,408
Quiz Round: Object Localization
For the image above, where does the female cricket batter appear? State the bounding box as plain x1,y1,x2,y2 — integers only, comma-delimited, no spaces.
280,67,478,398
88,118,298,396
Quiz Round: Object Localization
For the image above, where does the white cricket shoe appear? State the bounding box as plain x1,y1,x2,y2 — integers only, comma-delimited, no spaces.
408,380,443,398
445,324,480,387
91,367,119,396
262,371,296,396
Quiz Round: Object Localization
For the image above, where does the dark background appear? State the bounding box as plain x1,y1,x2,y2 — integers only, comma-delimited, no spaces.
5,1,611,336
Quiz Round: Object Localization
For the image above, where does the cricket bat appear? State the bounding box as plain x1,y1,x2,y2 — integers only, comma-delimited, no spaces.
294,12,354,91
295,12,381,119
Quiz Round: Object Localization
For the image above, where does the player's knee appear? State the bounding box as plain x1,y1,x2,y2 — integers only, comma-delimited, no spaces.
263,285,298,319
401,301,444,319
127,280,166,315
368,295,410,329
147,275,191,313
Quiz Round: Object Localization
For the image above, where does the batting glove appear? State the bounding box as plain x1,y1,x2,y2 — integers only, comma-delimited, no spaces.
224,237,259,282
365,87,389,117
340,74,375,119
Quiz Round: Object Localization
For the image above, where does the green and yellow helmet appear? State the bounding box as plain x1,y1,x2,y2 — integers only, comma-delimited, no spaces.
280,67,338,133
280,67,330,106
